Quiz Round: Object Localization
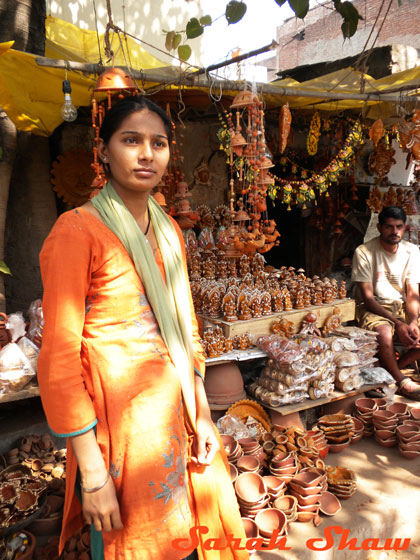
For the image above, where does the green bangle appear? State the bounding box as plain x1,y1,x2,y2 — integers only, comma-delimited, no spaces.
81,472,110,493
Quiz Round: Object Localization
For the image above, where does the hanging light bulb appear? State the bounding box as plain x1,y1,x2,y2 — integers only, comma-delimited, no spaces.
61,79,77,122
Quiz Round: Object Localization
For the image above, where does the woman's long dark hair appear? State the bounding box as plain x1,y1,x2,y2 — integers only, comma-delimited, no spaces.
99,95,172,144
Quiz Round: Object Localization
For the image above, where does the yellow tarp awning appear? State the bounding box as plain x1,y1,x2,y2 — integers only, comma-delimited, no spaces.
1,15,420,136
0,16,169,136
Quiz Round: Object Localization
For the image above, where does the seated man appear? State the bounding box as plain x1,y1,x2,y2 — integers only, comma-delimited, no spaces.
352,205,420,400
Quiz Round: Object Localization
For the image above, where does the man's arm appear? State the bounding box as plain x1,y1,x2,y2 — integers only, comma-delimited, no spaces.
405,282,420,344
358,282,418,347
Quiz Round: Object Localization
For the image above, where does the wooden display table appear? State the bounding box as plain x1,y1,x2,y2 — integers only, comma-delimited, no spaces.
199,298,356,338
0,385,40,404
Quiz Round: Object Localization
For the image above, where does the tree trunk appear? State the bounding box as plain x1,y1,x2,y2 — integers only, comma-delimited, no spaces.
5,133,56,312
0,112,17,312
0,0,46,312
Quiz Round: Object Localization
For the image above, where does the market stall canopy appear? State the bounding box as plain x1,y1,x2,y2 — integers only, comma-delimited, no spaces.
1,16,420,136
0,16,171,136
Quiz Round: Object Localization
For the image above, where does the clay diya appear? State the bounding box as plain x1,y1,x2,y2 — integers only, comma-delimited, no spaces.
255,508,288,538
236,455,260,474
242,517,259,539
235,472,266,504
319,491,342,516
355,398,378,414
263,476,286,500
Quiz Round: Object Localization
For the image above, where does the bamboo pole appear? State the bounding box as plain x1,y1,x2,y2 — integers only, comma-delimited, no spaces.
34,55,420,103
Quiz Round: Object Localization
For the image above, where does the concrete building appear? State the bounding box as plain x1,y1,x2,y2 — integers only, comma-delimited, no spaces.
263,0,420,81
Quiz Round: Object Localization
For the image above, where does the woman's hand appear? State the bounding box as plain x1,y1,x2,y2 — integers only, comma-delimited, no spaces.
82,475,123,532
191,416,219,466
69,429,123,532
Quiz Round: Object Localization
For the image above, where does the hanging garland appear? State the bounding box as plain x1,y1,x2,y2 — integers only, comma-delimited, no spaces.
268,121,365,209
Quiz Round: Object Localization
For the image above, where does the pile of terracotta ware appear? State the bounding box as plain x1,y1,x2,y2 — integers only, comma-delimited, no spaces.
350,417,364,443
1,434,66,493
325,465,357,499
396,405,420,459
288,470,324,524
0,464,47,530
353,397,378,437
315,414,353,453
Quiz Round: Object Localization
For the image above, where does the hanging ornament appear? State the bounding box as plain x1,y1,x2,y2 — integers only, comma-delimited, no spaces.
278,103,292,154
369,119,385,147
307,112,321,156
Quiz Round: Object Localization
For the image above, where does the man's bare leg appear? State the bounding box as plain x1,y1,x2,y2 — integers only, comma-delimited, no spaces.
375,324,420,397
397,347,420,370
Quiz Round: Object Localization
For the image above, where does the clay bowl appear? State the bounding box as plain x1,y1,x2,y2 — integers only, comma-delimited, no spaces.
263,476,286,497
296,502,320,513
398,441,420,452
351,417,365,432
351,433,363,444
296,511,317,523
272,424,287,434
373,410,397,422
355,398,378,414
235,472,266,504
291,471,323,488
355,409,374,420
318,446,329,459
373,398,387,410
274,434,288,445
262,432,274,443
388,402,409,416
375,428,396,439
398,447,420,460
374,436,398,448
396,425,419,438
255,508,288,538
410,408,420,421
288,481,323,497
319,491,342,516
229,463,238,483
237,455,260,474
290,491,321,506
240,498,270,516
27,511,62,536
273,495,297,513
263,441,276,454
238,437,259,451
328,439,351,453
271,452,293,465
398,433,420,444
242,517,259,539
269,463,297,475
221,434,235,448
402,420,420,429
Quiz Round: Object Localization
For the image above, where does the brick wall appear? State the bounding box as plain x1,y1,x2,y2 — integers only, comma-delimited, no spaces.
276,0,420,72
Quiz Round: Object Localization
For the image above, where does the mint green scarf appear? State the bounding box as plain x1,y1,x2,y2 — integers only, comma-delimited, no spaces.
91,182,196,428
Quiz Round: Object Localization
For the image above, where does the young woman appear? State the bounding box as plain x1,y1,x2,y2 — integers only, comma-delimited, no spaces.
38,96,248,560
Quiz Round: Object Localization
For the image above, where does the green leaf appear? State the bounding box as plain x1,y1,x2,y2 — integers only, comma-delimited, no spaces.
288,0,309,19
178,44,192,62
274,0,287,6
186,17,204,39
200,15,212,26
225,1,247,25
341,18,358,38
0,261,11,275
337,1,362,21
165,31,175,51
173,33,182,50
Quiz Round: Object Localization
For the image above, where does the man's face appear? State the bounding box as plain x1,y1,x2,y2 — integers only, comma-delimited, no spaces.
377,217,406,245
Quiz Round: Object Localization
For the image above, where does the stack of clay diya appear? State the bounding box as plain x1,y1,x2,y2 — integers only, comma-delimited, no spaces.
221,435,243,469
325,465,357,499
316,414,353,453
372,409,399,447
288,470,323,523
236,437,265,474
271,495,298,523
350,417,364,444
306,428,329,458
269,452,298,484
397,421,420,459
353,398,378,437
234,472,270,519
254,508,288,547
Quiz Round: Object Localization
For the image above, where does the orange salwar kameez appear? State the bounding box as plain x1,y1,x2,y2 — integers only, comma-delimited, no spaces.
38,207,207,559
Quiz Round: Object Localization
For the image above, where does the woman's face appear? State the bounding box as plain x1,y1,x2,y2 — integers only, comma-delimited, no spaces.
99,109,170,194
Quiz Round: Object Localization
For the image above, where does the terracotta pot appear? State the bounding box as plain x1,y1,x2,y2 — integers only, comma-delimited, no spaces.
237,455,260,473
204,363,245,404
355,398,378,413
